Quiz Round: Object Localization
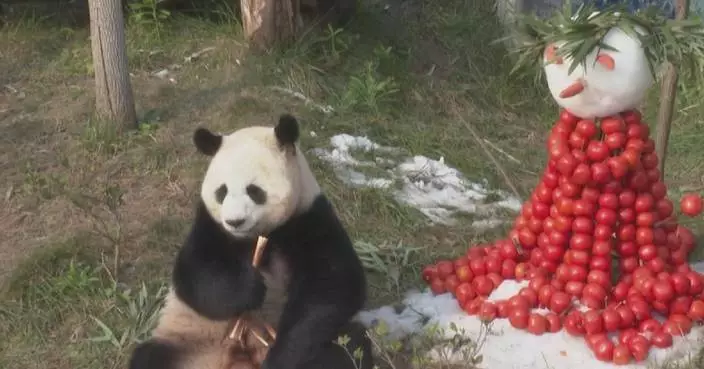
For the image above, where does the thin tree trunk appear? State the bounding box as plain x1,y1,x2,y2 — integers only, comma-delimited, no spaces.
655,0,689,176
88,0,137,132
240,0,301,51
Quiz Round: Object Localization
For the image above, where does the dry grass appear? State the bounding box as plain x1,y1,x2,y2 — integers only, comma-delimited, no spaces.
1,0,703,368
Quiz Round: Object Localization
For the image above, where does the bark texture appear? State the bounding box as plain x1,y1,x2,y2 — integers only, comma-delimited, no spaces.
240,0,301,51
88,0,137,131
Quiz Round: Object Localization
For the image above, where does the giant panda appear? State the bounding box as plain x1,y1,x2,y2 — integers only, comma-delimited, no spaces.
128,114,374,369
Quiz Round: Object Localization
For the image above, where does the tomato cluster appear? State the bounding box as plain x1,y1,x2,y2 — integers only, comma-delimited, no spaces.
422,109,704,365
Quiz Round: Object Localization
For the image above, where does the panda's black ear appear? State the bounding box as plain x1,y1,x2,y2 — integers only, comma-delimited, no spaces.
274,114,300,147
193,127,222,156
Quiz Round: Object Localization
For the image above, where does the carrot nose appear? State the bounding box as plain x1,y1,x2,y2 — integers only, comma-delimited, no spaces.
559,79,585,98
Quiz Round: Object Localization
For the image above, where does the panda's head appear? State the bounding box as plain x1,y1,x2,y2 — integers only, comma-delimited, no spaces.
193,114,321,239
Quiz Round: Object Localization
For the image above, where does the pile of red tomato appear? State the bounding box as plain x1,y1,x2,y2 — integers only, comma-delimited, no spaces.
422,109,704,365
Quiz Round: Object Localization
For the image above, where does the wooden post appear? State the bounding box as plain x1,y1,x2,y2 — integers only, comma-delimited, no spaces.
240,0,301,51
88,0,138,132
655,0,689,176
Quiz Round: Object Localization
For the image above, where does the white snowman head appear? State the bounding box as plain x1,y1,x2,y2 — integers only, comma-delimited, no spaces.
543,26,654,119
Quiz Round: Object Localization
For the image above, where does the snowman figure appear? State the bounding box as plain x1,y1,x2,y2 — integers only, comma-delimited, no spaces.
543,25,655,119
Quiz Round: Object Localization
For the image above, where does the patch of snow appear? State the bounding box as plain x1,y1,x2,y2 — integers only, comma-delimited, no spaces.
312,134,522,229
356,266,704,369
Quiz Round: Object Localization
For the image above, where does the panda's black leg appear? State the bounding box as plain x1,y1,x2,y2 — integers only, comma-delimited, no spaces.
260,304,370,369
128,339,181,369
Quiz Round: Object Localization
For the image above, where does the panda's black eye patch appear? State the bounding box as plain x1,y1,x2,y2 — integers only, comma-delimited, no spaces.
215,184,228,204
246,184,267,205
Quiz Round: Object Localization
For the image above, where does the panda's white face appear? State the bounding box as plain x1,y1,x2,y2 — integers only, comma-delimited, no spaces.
194,116,320,239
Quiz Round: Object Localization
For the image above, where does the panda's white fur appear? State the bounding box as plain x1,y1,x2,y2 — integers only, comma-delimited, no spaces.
199,125,320,239
129,114,372,369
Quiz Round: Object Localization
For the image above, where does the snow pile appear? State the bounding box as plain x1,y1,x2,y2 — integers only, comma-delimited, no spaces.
311,134,522,228
356,261,704,369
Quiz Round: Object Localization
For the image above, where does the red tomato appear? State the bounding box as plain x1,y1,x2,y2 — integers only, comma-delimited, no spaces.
583,310,604,335
422,265,438,282
430,278,446,295
576,120,598,138
680,193,703,217
602,308,622,332
619,190,637,208
593,338,615,362
499,241,519,261
478,301,498,322
586,333,608,351
514,262,529,281
587,270,611,289
652,279,675,303
663,314,693,335
545,312,562,332
641,152,659,169
573,199,596,216
598,193,619,209
595,208,617,226
635,193,655,212
527,313,548,335
436,261,454,279
485,257,503,275
688,300,704,321
445,275,460,294
469,258,487,276
687,272,704,295
568,264,588,282
591,162,612,183
651,181,667,199
455,265,474,283
563,311,585,336
560,110,579,125
601,116,626,133
608,156,630,179
508,306,530,329
549,291,572,314
472,275,494,296
501,259,517,279
629,340,650,362
586,140,610,161
618,241,637,257
565,281,585,297
636,228,654,246
454,283,476,305
620,256,639,273
605,132,626,150
569,233,593,251
556,154,578,176
638,319,661,333
670,296,693,315
651,331,674,348
538,284,555,307
572,216,595,234
463,297,484,315
612,344,632,365
593,223,612,240
570,163,592,184
518,287,539,308
495,300,510,318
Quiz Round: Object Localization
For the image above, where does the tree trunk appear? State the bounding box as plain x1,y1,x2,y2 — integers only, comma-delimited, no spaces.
240,0,301,51
88,0,137,132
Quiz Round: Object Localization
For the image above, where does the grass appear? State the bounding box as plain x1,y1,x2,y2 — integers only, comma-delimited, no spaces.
1,0,704,368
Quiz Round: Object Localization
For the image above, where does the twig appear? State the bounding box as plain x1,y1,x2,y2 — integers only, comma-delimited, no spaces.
482,138,521,164
444,96,523,201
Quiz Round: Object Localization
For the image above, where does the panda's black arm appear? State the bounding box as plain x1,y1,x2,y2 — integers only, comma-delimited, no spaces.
171,203,267,321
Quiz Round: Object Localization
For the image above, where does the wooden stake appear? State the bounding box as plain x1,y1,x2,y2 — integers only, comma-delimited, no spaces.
655,0,689,177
